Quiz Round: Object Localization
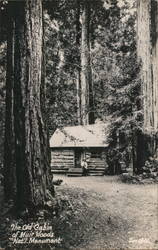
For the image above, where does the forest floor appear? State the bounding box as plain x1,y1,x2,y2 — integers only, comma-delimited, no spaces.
53,175,158,250
0,175,157,250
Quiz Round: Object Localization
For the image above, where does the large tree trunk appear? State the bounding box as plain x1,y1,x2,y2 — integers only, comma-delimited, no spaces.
12,0,53,212
137,0,158,132
81,0,94,125
151,0,158,133
76,0,82,125
137,0,158,164
4,3,16,201
137,0,153,130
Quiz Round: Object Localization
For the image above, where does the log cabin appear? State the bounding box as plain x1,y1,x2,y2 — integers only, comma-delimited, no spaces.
50,123,109,176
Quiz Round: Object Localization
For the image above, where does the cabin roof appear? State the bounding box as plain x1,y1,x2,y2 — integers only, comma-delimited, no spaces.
50,123,109,148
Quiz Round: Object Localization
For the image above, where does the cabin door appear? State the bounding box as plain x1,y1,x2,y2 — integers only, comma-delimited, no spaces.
75,149,83,168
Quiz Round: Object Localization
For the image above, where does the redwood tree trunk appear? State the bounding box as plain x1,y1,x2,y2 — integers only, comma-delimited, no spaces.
137,0,153,131
81,0,94,125
4,3,16,201
151,0,158,133
13,0,53,212
76,0,82,125
137,0,158,163
137,0,158,132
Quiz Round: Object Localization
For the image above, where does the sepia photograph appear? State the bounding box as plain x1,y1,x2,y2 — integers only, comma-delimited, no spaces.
0,0,157,249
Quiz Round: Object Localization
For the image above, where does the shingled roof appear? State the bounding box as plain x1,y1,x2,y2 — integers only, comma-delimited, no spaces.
50,123,109,148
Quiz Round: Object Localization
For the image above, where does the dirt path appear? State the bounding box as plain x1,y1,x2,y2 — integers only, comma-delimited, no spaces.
54,175,158,249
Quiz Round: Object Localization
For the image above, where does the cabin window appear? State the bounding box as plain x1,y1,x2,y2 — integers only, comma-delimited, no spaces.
91,149,102,158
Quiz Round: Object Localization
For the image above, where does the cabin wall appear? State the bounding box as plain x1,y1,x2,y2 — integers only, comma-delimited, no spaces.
51,148,108,171
51,149,74,169
85,149,108,169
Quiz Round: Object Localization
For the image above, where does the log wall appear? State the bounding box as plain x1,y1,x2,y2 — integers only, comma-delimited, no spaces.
51,148,108,170
51,149,74,169
85,149,107,169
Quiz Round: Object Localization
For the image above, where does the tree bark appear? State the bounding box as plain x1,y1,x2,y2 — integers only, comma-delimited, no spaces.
137,0,158,162
76,0,82,125
4,3,16,201
81,0,94,125
13,0,53,212
137,0,153,131
137,0,158,132
151,0,158,133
